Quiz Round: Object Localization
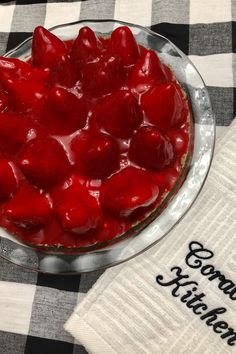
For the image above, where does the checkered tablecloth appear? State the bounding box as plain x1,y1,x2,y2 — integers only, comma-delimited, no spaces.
0,1,235,353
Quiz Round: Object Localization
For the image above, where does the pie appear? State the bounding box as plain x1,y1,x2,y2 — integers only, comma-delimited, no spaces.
0,25,193,249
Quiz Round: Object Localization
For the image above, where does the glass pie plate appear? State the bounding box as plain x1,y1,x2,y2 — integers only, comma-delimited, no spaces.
0,19,215,274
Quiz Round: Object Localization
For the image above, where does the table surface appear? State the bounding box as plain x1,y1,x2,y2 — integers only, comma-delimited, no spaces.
0,1,235,353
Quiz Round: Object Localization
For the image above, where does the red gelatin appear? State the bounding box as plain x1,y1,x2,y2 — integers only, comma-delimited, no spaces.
42,87,88,135
82,55,125,96
101,167,159,217
32,26,67,68
0,57,49,84
0,91,9,112
129,126,174,171
71,26,103,64
109,26,140,66
0,25,193,249
47,57,79,88
0,113,38,154
92,89,143,139
71,131,120,179
18,137,71,189
167,129,189,156
141,82,185,131
3,186,52,228
0,159,18,199
2,77,47,113
129,50,168,93
52,176,102,234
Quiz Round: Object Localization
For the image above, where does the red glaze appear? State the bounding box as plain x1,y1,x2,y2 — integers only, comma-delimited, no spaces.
2,78,47,113
0,113,37,154
3,186,52,228
93,89,143,139
42,87,88,135
0,26,192,249
47,57,79,88
71,131,120,179
18,137,71,189
141,82,185,131
167,129,189,156
0,91,9,112
0,57,49,84
32,26,67,68
109,26,140,66
0,159,18,199
129,50,168,93
129,126,174,171
0,57,30,81
152,166,179,192
82,55,125,96
101,167,159,217
71,26,102,64
52,176,101,234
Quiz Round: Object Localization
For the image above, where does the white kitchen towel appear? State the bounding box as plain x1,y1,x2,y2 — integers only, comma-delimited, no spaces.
65,119,236,354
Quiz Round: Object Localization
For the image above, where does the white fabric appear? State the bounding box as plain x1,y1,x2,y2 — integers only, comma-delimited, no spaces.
0,282,36,335
114,0,152,27
189,0,232,24
189,54,233,88
44,2,82,28
0,4,15,32
65,119,236,353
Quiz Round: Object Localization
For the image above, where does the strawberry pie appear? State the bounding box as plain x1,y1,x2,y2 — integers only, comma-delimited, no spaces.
0,26,193,250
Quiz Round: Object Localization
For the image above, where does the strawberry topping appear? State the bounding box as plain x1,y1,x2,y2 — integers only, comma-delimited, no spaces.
18,137,71,189
32,26,67,68
0,25,192,248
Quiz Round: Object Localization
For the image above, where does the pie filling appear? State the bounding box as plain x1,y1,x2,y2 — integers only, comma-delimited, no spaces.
0,25,193,250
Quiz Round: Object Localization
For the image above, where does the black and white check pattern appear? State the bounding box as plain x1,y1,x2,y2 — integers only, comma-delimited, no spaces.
0,1,235,353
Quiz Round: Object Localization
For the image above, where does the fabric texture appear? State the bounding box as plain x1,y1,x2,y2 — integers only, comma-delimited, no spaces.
0,0,235,353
